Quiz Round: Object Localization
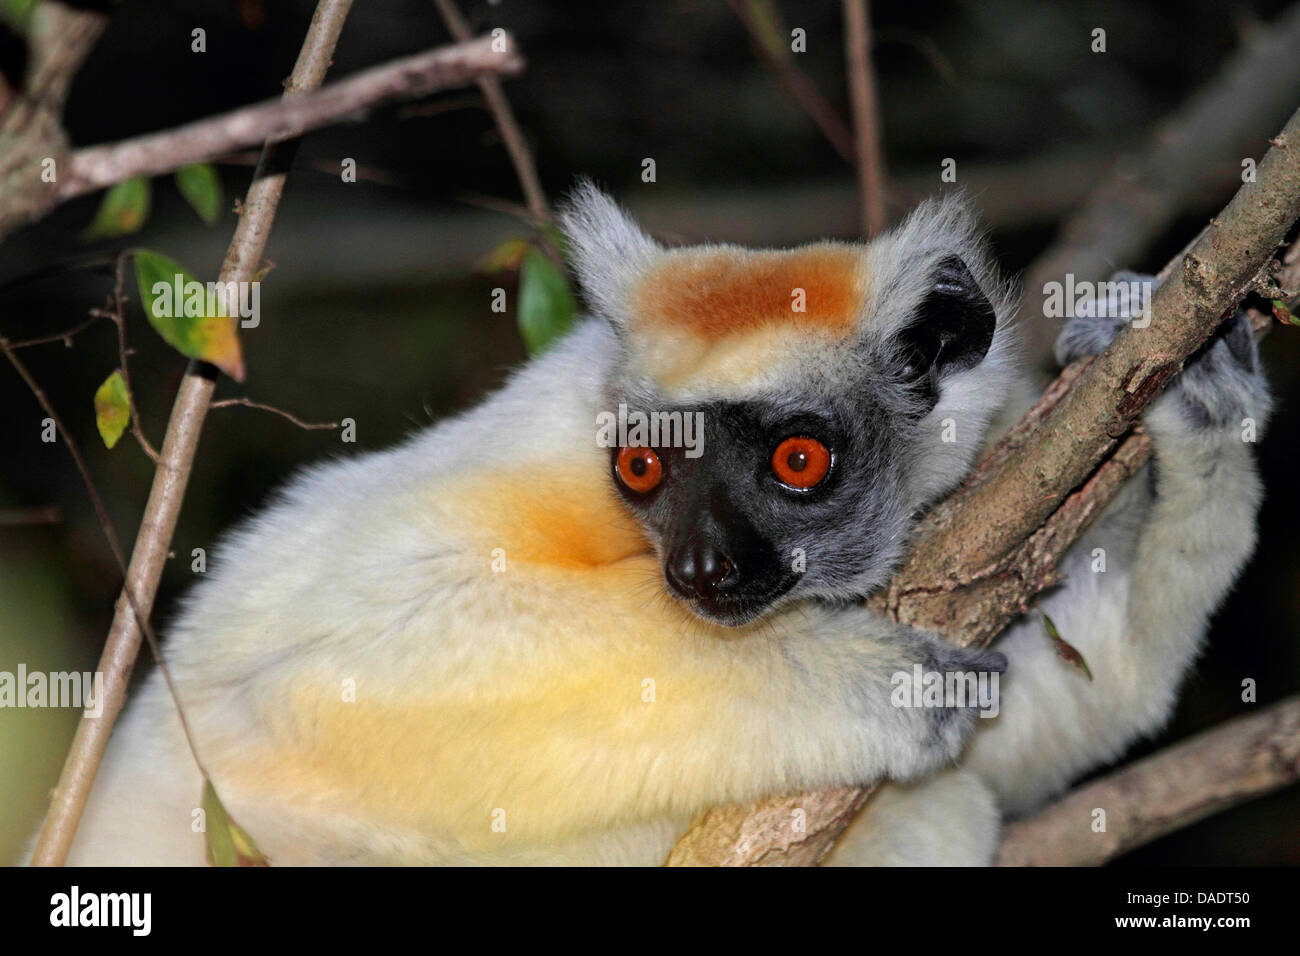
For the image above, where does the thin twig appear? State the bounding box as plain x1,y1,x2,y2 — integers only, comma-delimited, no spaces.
432,0,548,222
92,252,160,462
28,0,359,867
6,315,104,349
210,397,340,431
726,0,855,164
0,337,211,783
0,2,107,236
843,0,887,237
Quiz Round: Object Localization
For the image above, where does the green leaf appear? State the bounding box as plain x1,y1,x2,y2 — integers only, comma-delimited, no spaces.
133,249,245,381
92,370,130,450
84,177,151,239
0,0,41,36
201,779,270,867
517,248,577,356
1042,611,1092,681
175,163,223,225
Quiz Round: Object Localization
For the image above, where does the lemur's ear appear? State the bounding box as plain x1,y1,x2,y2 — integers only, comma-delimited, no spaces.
558,180,658,326
893,255,996,402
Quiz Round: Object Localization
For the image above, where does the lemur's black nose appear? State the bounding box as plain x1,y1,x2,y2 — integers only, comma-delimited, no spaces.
666,541,735,599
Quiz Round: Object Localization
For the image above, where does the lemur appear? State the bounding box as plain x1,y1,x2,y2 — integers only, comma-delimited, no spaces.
53,184,1269,865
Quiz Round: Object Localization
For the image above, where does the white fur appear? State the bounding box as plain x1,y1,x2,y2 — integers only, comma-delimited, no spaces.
41,189,1265,867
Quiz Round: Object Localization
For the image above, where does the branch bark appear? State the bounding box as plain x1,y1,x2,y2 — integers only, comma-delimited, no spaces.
28,0,359,867
997,695,1300,866
59,34,522,203
0,29,522,240
0,2,107,235
666,105,1300,866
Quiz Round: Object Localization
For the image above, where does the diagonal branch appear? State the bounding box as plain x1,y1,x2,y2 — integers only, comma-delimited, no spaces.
0,29,521,241
998,694,1300,866
726,0,855,164
27,0,359,868
666,104,1300,866
57,33,523,201
432,0,547,221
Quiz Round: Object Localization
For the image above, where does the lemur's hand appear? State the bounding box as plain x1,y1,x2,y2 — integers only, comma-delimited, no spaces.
1054,271,1270,432
1053,269,1153,364
873,629,1007,780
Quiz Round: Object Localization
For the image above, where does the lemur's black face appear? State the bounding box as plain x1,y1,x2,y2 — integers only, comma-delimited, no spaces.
607,254,1000,626
610,392,913,626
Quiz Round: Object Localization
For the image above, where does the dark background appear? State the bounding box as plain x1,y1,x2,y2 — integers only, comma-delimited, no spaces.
0,0,1297,864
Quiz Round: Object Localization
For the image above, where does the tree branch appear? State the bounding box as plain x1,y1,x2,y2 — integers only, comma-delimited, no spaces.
27,0,359,867
0,1,107,235
727,0,855,164
998,695,1300,866
210,396,340,431
57,33,523,202
432,0,546,221
843,0,887,237
666,105,1300,866
1016,3,1300,372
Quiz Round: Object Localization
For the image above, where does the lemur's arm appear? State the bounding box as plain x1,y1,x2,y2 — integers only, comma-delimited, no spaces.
208,592,1002,858
832,289,1269,865
962,306,1269,814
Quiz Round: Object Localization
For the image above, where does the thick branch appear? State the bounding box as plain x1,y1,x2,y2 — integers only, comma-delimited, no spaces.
667,106,1300,866
0,2,107,235
28,0,358,867
998,695,1300,866
58,33,522,201
666,787,873,867
891,109,1300,628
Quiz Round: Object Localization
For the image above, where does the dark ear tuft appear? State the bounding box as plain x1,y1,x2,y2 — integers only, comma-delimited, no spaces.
895,255,996,403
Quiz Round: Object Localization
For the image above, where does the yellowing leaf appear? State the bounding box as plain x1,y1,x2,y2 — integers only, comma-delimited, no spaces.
1042,611,1092,681
85,177,151,239
175,163,224,225
478,238,533,273
517,248,577,356
201,779,270,867
93,370,130,450
133,249,245,381
1271,299,1300,327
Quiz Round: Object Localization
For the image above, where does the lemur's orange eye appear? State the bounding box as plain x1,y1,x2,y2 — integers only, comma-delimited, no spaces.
616,446,663,493
772,436,831,489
